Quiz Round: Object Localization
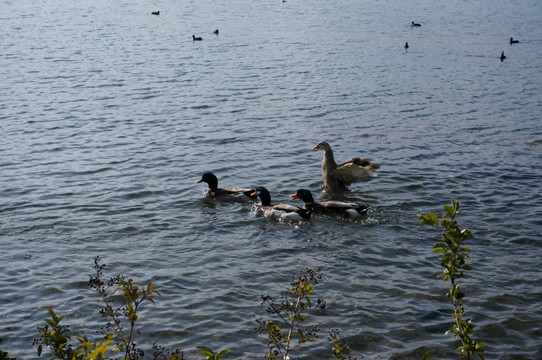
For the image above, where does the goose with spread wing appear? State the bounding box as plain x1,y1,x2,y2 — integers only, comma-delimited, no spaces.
312,141,379,194
290,189,369,218
197,172,256,202
252,186,312,221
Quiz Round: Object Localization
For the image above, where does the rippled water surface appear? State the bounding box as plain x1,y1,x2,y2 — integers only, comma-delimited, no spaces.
1,0,542,358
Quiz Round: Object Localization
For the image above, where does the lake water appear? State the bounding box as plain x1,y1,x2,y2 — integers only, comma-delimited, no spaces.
1,0,542,358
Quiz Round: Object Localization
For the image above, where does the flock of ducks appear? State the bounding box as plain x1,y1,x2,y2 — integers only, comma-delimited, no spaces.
150,10,218,40
405,20,520,61
197,141,379,221
150,12,521,59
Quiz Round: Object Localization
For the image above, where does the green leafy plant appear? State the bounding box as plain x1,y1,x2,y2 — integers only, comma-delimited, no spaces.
34,307,114,359
0,351,13,360
255,267,326,360
30,257,227,360
0,339,15,360
196,346,229,360
418,199,485,360
88,256,161,359
328,328,352,360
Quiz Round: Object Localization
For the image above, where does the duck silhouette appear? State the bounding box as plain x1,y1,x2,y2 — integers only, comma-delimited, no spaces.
151,11,159,15
500,51,506,61
213,29,219,35
411,21,421,27
510,37,519,44
193,35,203,41
404,42,409,48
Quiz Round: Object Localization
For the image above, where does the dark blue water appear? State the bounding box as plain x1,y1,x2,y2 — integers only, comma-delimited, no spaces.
1,0,542,358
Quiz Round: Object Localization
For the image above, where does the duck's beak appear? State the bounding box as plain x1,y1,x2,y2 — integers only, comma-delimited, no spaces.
312,145,318,150
290,193,299,199
251,191,257,197
196,178,203,183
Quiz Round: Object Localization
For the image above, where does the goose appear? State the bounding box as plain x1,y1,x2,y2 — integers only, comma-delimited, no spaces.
312,141,379,194
151,11,160,15
252,187,312,221
290,189,370,218
411,21,422,27
510,37,519,44
500,51,506,61
193,35,203,41
197,172,256,202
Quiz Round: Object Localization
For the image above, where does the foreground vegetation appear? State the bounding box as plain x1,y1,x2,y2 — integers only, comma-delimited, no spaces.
1,200,484,359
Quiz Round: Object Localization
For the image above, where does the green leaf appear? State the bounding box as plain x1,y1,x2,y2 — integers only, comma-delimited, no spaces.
197,346,214,357
216,349,230,360
419,212,438,226
451,199,459,213
422,349,435,360
444,205,455,219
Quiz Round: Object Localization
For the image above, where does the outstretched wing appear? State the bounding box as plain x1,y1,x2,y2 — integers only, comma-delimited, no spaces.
335,157,379,185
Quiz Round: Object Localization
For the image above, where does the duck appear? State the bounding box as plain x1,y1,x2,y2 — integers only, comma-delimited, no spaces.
213,29,219,35
500,51,506,61
151,10,160,15
252,186,312,221
197,172,256,202
411,21,422,27
404,42,409,49
290,189,370,218
312,141,380,194
510,37,519,44
193,35,203,41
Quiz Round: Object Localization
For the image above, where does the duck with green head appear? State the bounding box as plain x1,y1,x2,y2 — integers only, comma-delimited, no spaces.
252,186,312,221
291,189,369,218
197,172,256,202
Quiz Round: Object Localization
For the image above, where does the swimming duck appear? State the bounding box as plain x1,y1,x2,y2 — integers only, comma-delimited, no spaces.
290,189,370,218
193,35,203,41
411,21,421,27
197,172,256,202
404,42,409,49
312,141,380,194
213,29,219,35
500,51,506,61
252,186,312,221
151,11,159,15
510,37,519,44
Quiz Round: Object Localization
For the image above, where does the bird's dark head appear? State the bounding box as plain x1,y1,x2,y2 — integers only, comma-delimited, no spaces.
197,172,218,189
290,189,315,203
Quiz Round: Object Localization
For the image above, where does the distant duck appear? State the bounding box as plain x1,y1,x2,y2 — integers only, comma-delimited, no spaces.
411,21,422,27
197,172,256,202
290,189,370,218
193,35,203,41
151,11,159,15
213,29,219,35
404,42,409,48
500,51,506,61
510,37,519,44
252,187,312,221
313,141,380,194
